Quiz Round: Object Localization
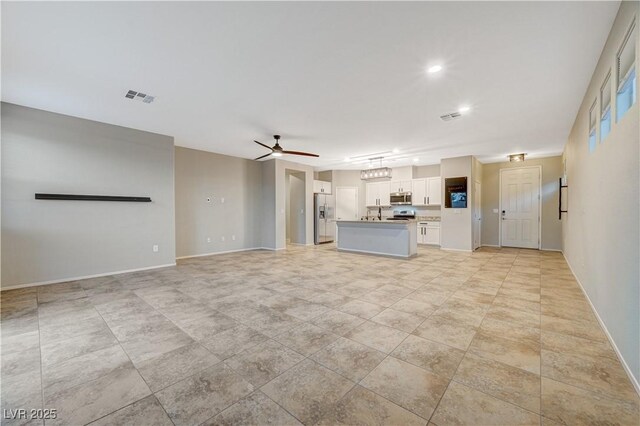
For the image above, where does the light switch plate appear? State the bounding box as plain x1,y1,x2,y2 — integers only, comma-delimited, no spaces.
152,245,159,252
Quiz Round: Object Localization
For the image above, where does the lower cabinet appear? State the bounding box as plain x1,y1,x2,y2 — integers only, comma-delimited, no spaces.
418,222,440,245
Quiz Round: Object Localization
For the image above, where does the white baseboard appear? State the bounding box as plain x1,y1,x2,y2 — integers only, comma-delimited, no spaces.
480,244,500,248
541,247,563,252
440,247,473,253
259,247,286,251
0,263,177,292
176,247,262,260
562,252,640,396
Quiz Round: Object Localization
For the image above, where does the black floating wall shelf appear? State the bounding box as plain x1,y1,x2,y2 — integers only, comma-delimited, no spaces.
35,193,152,202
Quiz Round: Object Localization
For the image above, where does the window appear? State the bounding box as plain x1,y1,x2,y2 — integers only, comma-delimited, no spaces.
588,100,597,152
600,72,612,142
616,19,637,122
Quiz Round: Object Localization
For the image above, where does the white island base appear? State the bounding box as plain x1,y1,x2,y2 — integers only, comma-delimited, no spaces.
335,220,418,258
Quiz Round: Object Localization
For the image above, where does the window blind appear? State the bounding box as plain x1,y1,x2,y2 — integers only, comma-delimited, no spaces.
601,73,612,117
617,20,637,89
589,100,597,131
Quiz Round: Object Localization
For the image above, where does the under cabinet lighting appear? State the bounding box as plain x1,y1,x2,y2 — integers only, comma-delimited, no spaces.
508,153,526,162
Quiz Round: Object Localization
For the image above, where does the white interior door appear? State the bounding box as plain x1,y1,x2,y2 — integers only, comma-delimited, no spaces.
336,187,358,220
473,180,481,250
500,168,540,249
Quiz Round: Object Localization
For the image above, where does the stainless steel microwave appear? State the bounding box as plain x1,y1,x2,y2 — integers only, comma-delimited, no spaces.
390,192,412,205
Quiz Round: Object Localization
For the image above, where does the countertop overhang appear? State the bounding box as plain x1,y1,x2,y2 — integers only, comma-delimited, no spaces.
336,219,417,225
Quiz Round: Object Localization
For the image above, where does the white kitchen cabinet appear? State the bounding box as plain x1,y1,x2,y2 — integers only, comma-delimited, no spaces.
412,179,427,205
418,221,440,245
426,177,441,205
313,180,332,194
417,223,427,244
366,181,391,207
390,180,412,193
411,177,440,206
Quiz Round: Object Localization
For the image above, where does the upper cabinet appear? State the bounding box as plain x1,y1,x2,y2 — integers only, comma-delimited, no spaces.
366,181,391,207
390,180,412,193
426,177,441,205
411,177,441,206
412,179,427,205
313,180,332,194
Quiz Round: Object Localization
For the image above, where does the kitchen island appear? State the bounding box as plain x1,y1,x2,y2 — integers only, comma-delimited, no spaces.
335,220,418,258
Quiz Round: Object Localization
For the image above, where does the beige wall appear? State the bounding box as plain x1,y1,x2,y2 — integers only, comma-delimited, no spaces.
481,156,563,250
440,156,474,251
261,159,277,249
269,158,315,249
563,1,639,387
1,103,176,288
287,172,306,244
174,147,263,258
413,164,440,178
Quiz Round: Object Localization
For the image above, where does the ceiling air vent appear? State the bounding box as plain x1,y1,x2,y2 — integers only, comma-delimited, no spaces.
125,90,155,104
440,111,462,122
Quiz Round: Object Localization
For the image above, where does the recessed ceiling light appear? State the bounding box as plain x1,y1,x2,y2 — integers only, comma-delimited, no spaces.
413,158,419,162
427,65,443,74
392,148,400,154
459,105,471,113
344,157,351,162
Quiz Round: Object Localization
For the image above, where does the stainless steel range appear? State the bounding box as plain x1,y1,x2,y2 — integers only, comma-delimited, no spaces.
386,209,416,221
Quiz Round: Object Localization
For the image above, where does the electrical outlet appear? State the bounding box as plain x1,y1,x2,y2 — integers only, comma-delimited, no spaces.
232,235,236,241
221,236,225,242
152,245,159,252
206,237,211,243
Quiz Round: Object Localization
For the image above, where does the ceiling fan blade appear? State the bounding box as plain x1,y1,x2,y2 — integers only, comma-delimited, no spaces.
282,150,319,158
254,140,273,150
254,152,273,161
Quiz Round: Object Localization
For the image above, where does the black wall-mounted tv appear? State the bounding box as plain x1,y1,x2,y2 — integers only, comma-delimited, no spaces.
444,177,467,208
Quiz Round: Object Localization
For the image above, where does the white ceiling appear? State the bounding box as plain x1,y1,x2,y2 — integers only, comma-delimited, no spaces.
2,1,619,170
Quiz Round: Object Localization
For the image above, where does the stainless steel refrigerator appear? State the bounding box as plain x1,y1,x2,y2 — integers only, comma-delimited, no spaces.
314,193,335,244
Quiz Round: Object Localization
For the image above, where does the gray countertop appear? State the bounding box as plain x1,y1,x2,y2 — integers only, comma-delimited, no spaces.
336,219,417,225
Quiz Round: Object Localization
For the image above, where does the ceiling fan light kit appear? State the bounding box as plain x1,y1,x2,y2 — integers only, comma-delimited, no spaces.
253,135,319,161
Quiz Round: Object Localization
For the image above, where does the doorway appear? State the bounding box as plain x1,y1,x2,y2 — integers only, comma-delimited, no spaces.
335,187,358,243
335,187,358,221
286,171,306,245
473,180,482,250
499,167,541,249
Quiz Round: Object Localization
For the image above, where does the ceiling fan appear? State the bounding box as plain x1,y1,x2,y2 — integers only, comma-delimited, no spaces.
253,135,319,161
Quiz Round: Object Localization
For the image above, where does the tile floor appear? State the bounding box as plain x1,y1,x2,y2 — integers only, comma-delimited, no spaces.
1,245,638,425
